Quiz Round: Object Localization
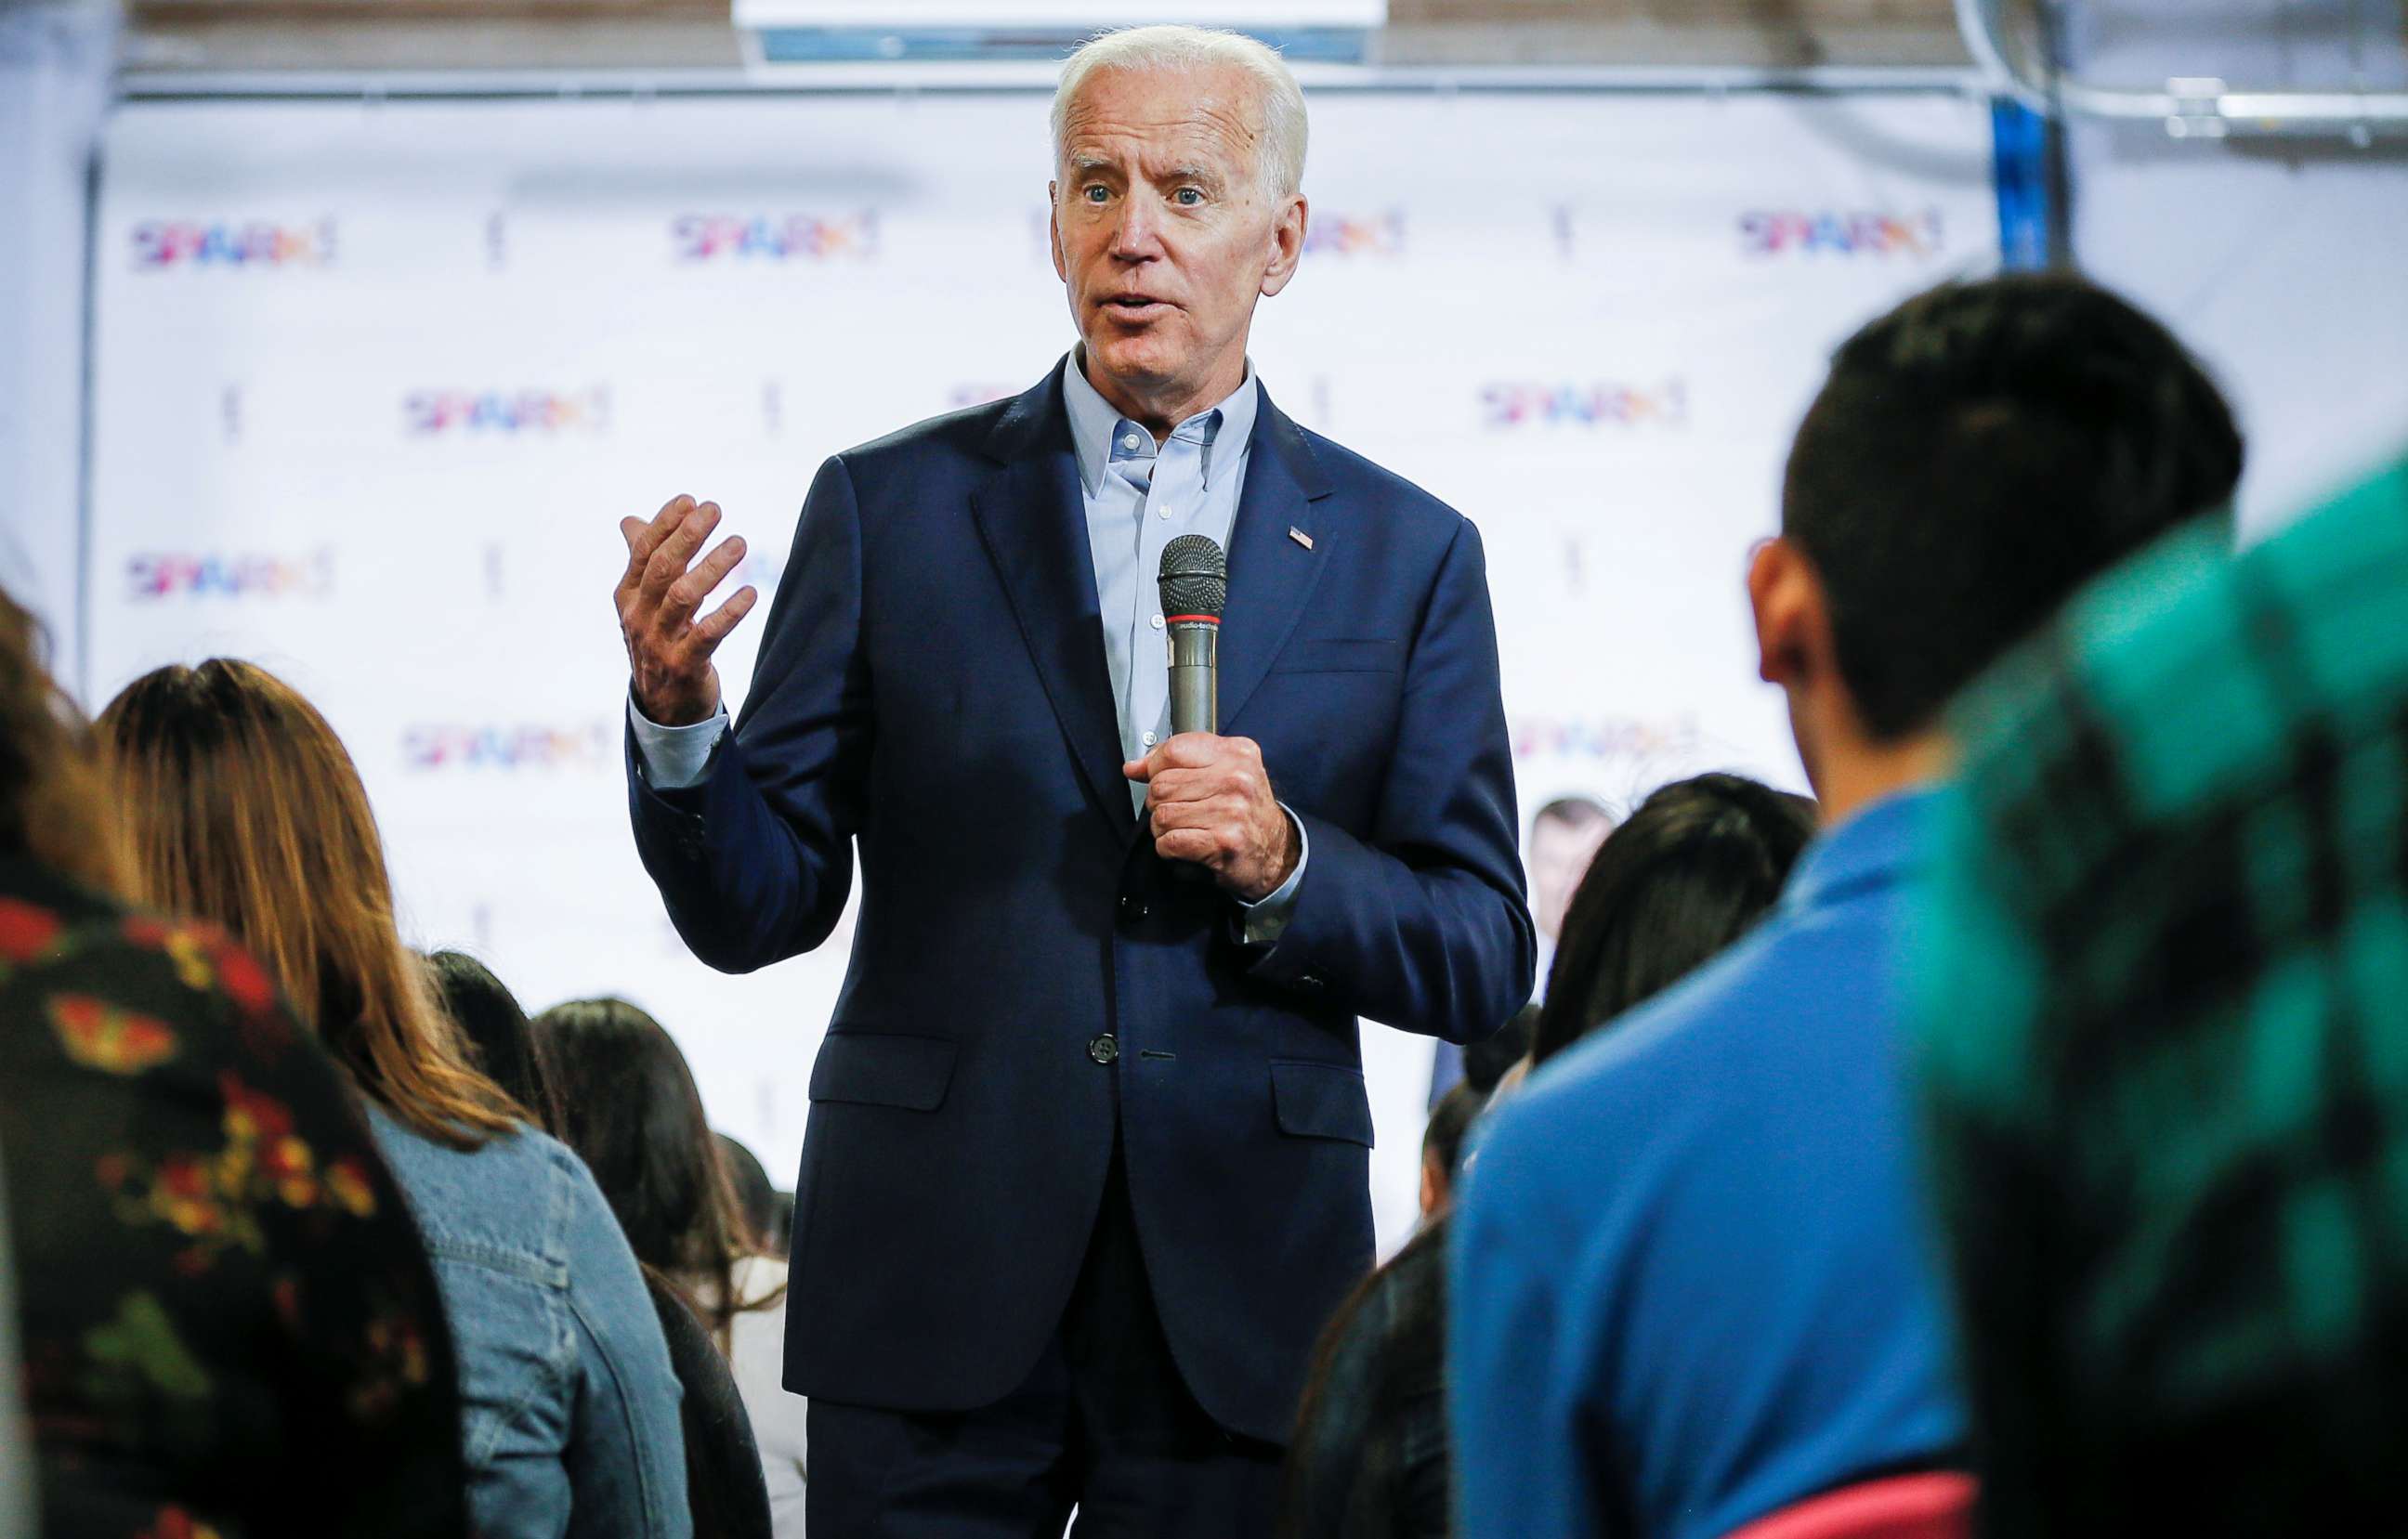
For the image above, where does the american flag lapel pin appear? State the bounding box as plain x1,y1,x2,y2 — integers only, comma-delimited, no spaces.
1289,526,1315,551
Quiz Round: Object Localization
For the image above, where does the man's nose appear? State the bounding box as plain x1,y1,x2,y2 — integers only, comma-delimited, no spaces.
1109,195,1162,259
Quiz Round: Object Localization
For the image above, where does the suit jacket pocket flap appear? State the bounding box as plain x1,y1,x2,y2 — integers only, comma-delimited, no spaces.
1272,638,1403,674
809,1032,958,1111
1270,1060,1376,1146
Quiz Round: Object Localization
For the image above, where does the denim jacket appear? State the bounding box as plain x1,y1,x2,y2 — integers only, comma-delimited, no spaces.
371,1106,691,1539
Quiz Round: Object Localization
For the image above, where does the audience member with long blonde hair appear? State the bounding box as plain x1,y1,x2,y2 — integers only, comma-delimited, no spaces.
99,658,695,1539
0,601,472,1538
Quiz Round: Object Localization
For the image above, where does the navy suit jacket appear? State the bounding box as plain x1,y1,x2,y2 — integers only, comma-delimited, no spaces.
627,362,1533,1442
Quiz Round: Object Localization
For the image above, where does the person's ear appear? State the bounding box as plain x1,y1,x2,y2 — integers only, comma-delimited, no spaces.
1259,193,1307,298
1047,183,1067,283
1747,537,1832,694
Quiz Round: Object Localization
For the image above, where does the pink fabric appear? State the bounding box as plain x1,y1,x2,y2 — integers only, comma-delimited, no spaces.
1721,1473,1977,1539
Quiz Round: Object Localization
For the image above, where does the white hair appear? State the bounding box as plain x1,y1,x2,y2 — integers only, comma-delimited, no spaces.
1051,24,1309,200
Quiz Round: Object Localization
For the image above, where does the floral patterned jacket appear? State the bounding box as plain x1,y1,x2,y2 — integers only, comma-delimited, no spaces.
0,856,469,1539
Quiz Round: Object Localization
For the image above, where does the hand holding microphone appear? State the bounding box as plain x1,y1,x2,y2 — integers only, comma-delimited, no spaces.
1123,536,1299,902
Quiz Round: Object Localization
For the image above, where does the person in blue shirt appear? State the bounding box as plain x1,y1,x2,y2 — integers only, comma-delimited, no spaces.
1448,274,2247,1539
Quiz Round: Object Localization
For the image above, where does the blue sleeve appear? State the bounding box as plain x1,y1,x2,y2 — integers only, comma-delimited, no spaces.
626,454,870,973
1448,1116,1601,1539
1245,517,1536,1040
559,1166,693,1539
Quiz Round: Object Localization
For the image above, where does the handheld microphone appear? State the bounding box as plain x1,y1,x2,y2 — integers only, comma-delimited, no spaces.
1157,535,1226,737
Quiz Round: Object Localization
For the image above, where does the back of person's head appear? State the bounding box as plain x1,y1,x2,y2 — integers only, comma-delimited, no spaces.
534,998,771,1336
1280,1219,1452,1539
714,1132,779,1257
1420,1082,1484,1218
426,950,557,1132
1778,273,2244,742
0,588,124,895
1533,773,1818,1065
98,659,519,1148
1462,1003,1537,1095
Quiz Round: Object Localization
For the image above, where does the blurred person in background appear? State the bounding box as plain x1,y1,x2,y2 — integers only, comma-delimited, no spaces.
1431,792,1611,1107
1283,773,1807,1539
428,951,775,1539
1919,452,2408,1536
1526,795,1616,959
1529,774,1815,1068
0,595,470,1539
426,948,561,1130
538,997,803,1539
716,1130,786,1256
1417,1083,1482,1221
1,1152,23,1539
611,22,1530,1532
1451,274,2247,1539
99,659,690,1539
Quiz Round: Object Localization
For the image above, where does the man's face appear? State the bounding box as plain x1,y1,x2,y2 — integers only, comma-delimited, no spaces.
1529,814,1612,943
1050,64,1304,414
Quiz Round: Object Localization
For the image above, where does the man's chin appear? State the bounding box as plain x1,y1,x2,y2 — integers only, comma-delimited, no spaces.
1083,335,1180,389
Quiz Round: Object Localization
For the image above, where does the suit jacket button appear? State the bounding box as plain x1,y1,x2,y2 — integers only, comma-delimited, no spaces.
1299,971,1327,991
1118,894,1148,924
1088,1034,1120,1065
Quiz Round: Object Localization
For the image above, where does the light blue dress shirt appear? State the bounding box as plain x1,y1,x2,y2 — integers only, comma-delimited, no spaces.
629,351,1305,934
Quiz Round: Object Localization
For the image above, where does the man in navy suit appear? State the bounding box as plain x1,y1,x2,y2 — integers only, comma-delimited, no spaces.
615,24,1531,1535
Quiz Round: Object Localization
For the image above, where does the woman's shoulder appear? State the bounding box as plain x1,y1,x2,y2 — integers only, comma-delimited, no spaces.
365,1111,605,1264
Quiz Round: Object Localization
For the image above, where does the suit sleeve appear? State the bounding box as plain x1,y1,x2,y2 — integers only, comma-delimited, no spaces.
1242,516,1536,1041
626,454,872,974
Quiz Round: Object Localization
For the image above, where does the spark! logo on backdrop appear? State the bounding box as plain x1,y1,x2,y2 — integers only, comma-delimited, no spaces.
126,550,335,601
673,214,881,262
132,219,337,270
404,388,612,437
401,723,614,772
1512,713,1708,763
1739,209,1944,259
1479,381,1689,430
1302,211,1406,258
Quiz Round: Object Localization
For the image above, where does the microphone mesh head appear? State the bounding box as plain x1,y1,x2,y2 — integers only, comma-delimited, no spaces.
1158,534,1228,619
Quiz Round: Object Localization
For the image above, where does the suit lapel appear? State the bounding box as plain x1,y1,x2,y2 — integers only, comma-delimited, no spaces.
1218,389,1338,736
968,368,1135,835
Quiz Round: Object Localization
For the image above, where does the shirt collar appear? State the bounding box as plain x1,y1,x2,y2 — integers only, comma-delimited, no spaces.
1061,348,1259,499
1781,785,1944,914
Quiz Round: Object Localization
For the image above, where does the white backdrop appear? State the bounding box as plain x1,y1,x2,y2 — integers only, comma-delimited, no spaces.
87,88,2001,1251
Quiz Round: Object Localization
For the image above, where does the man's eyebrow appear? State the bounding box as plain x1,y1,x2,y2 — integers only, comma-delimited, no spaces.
1067,154,1119,178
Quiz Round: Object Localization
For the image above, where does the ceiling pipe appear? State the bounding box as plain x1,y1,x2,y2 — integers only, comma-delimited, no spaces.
1955,0,2408,139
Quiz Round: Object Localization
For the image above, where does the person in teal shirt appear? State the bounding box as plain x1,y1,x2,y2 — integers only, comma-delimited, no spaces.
1917,451,2408,1536
1449,275,2244,1539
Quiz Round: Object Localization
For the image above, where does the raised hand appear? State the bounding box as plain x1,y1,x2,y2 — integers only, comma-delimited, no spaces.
616,494,759,727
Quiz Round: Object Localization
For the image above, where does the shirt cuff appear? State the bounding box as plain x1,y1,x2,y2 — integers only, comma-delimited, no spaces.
627,692,728,791
1236,804,1309,947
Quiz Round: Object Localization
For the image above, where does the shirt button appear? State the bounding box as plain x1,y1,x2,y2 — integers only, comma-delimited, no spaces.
1157,506,1171,519
1151,614,1165,630
1120,433,1142,450
1142,731,1157,747
1088,1034,1120,1065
